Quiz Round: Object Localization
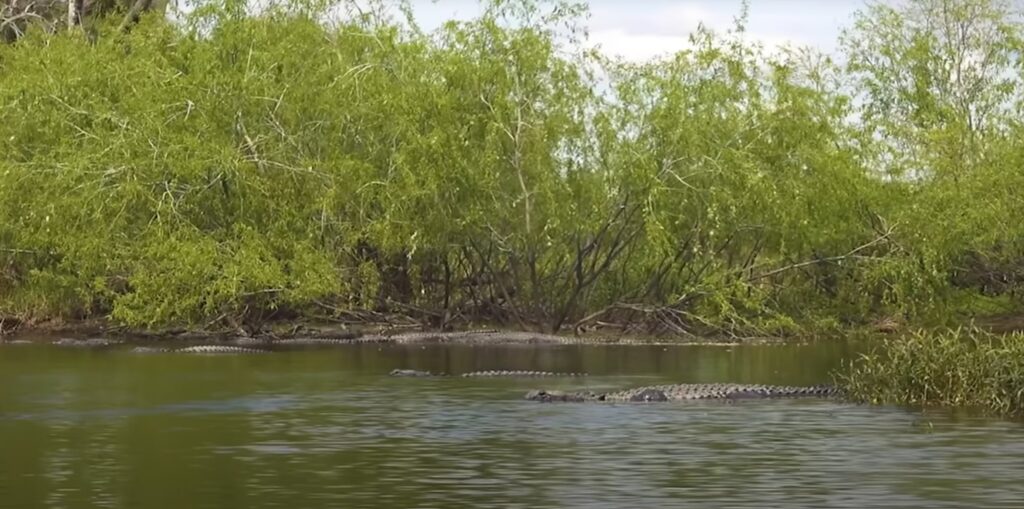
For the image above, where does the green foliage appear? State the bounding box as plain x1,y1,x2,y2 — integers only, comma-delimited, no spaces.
841,0,1023,180
2,0,1024,337
838,0,1024,324
837,328,1024,416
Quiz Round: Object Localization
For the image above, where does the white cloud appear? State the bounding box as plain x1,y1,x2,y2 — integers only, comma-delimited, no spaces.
588,29,688,62
410,0,864,61
587,3,716,37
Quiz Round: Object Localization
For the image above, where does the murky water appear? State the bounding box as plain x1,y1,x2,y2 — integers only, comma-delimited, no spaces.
1,340,1022,508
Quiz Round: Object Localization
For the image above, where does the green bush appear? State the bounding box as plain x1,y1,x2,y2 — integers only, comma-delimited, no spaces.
837,328,1024,416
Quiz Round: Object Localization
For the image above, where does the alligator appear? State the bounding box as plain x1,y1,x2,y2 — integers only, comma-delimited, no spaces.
371,330,574,345
53,337,122,348
525,383,843,403
226,330,505,347
131,345,270,354
390,369,588,378
374,330,688,345
229,337,377,347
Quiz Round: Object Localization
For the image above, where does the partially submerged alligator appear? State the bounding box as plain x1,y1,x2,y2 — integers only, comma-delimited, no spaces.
390,369,587,378
525,383,842,402
131,345,270,355
40,339,269,354
53,337,122,348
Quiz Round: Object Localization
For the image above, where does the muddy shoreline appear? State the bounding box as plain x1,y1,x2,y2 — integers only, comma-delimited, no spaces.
0,317,812,347
14,311,1012,346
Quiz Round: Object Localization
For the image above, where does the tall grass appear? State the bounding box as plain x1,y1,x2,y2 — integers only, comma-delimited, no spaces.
836,328,1024,416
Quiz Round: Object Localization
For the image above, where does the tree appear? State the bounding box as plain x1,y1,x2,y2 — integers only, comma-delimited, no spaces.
841,0,1024,180
1,0,168,41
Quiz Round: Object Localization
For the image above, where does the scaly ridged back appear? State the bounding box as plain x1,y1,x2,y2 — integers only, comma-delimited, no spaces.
176,345,269,354
460,370,587,377
527,383,843,402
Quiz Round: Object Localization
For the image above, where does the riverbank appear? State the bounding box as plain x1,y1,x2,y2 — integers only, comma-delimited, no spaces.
4,311,1023,346
9,308,1024,341
0,317,820,346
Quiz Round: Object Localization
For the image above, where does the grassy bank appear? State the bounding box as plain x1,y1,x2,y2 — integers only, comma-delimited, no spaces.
3,0,1024,340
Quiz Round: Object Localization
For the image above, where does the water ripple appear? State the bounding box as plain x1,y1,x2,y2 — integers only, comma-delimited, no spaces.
1,344,1023,508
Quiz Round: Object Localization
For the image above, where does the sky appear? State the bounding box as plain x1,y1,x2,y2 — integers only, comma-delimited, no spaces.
409,0,867,61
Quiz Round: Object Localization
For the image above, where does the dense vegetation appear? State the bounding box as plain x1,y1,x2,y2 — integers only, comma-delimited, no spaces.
2,0,1024,339
839,328,1024,416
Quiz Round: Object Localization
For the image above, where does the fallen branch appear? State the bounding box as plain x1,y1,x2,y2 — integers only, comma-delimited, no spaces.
0,248,49,255
312,300,420,326
745,231,892,283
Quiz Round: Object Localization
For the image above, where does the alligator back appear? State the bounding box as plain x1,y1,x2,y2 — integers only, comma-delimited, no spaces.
176,345,269,354
527,383,843,403
605,383,842,401
390,369,587,377
461,370,587,377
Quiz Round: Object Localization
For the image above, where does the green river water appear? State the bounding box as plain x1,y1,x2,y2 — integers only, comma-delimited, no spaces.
1,339,1023,508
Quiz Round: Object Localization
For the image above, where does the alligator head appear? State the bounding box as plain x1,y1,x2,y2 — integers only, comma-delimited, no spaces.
524,389,599,402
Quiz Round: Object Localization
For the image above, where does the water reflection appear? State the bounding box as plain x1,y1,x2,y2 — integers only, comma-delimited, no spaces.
0,342,1022,508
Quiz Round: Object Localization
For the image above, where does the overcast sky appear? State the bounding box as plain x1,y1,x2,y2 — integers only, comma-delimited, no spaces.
410,0,867,60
